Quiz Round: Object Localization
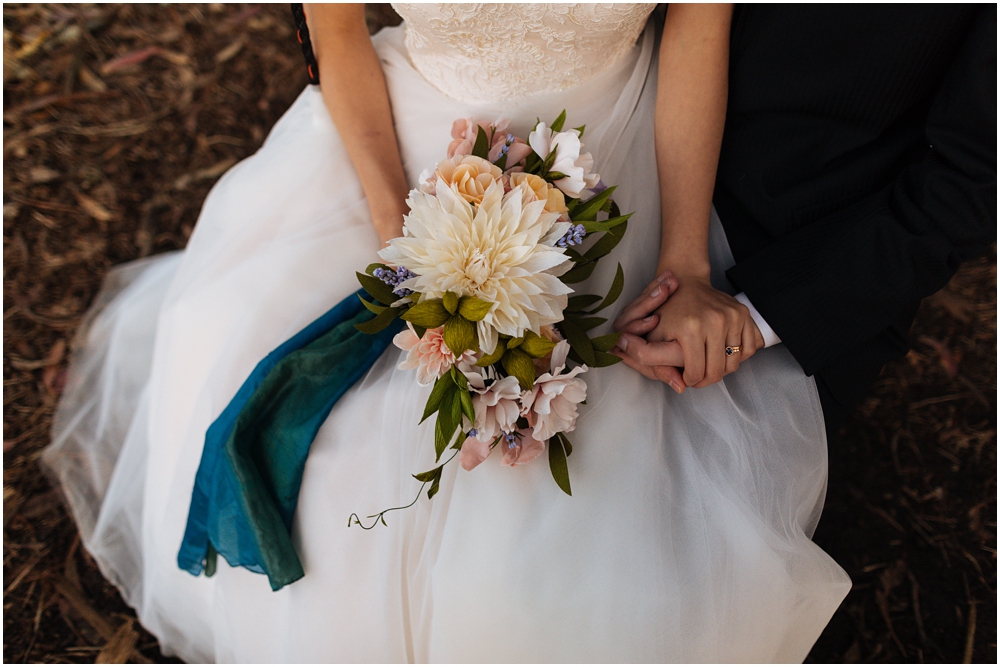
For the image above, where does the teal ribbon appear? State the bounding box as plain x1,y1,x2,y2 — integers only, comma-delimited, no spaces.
177,292,402,590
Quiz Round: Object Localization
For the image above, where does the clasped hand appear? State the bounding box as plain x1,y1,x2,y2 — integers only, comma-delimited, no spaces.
611,271,764,393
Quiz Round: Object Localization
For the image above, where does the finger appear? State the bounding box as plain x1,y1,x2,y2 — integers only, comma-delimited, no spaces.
740,320,757,362
618,333,685,367
652,365,686,394
680,332,706,387
619,314,659,336
610,348,660,381
694,325,727,388
723,336,741,376
613,272,677,330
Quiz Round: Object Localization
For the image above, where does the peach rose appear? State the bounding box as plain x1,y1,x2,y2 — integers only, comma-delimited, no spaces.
435,155,503,206
509,172,568,216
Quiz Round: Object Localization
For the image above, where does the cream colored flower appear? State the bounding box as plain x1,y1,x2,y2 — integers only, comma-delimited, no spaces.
509,172,568,216
379,179,573,353
527,122,600,198
434,155,503,206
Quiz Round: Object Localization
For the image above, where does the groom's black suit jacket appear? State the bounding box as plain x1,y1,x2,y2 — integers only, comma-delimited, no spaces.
715,4,996,430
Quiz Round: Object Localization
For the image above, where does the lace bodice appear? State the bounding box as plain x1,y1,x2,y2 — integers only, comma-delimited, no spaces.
391,3,656,105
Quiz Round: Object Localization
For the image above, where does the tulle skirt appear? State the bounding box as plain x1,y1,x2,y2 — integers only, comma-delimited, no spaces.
42,24,850,663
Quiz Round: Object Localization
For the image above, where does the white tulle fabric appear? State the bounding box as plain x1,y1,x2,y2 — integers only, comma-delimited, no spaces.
43,15,850,664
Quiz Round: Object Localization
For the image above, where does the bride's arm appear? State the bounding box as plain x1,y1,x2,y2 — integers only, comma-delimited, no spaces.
304,4,409,245
616,4,762,392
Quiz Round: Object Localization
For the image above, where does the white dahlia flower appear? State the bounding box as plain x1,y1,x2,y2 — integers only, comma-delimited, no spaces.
379,179,573,354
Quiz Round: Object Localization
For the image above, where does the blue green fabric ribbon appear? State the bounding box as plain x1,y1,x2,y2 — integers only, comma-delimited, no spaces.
177,291,402,590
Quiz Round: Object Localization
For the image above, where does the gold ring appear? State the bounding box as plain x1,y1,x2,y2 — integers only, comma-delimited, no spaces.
725,345,742,356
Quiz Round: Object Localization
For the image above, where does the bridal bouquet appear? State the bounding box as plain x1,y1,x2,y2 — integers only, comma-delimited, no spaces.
353,111,629,516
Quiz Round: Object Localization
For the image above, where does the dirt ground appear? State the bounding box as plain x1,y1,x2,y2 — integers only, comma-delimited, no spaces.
3,4,996,664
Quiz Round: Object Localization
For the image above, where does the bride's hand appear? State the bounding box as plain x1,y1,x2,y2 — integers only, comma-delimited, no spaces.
645,273,764,390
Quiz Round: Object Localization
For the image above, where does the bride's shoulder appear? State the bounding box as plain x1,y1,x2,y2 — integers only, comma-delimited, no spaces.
391,3,656,31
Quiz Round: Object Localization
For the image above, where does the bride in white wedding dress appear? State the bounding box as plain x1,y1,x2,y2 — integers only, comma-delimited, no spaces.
42,4,850,662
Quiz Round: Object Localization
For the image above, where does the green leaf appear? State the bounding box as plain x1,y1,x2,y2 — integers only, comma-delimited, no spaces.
575,316,607,331
354,306,402,334
590,263,625,313
542,147,557,174
356,271,398,306
592,350,624,367
412,466,442,483
560,432,573,457
459,388,475,422
435,390,463,461
562,246,586,264
548,433,572,496
443,315,477,356
475,337,507,367
574,124,585,137
457,296,492,322
546,171,569,180
427,472,442,499
560,318,596,366
590,331,621,353
442,291,458,315
506,336,523,349
580,213,631,234
493,152,508,171
550,109,567,133
567,294,601,311
560,261,597,284
413,325,427,339
450,365,468,388
401,299,450,328
420,373,454,424
502,348,536,390
571,185,616,222
583,220,628,262
472,125,490,160
519,331,558,359
357,293,387,315
365,262,390,275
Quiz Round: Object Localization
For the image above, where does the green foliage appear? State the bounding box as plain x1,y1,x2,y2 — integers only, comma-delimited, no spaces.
443,315,477,356
548,433,572,496
472,125,490,160
502,348,536,390
590,332,621,353
357,293,387,315
560,317,596,366
401,298,450,328
590,263,625,313
420,373,454,424
567,294,601,312
354,306,402,334
550,109,567,133
442,291,459,315
457,296,492,322
519,330,558,359
571,186,616,222
475,337,507,367
356,271,397,306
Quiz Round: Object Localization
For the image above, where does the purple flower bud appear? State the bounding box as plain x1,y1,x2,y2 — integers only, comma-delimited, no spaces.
468,428,478,438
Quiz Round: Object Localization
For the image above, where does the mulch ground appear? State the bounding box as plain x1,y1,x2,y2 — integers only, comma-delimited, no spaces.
3,4,995,664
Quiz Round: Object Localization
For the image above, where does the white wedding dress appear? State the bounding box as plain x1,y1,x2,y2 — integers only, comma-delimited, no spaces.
43,5,850,663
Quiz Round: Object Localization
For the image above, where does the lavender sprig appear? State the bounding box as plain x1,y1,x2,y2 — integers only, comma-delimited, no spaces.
374,266,417,297
555,223,586,248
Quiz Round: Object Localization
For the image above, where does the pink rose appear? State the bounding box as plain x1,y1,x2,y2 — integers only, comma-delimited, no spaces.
521,341,588,441
393,323,475,386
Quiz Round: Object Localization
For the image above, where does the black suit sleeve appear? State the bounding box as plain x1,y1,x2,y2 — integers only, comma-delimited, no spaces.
725,6,996,377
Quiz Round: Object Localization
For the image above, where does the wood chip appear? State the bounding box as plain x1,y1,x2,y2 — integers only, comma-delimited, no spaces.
75,192,114,222
96,619,139,664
